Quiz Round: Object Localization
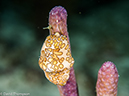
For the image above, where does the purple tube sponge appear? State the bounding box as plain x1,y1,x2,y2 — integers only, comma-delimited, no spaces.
96,61,119,96
39,6,78,96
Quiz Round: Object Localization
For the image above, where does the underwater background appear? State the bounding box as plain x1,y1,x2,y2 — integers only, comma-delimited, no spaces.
0,0,129,96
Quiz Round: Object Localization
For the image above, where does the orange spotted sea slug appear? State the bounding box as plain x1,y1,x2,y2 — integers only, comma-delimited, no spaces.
39,32,74,86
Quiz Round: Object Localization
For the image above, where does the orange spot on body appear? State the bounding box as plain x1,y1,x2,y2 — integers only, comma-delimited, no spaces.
60,43,65,49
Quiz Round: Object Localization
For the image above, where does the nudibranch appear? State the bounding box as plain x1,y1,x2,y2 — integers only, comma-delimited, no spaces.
39,6,74,86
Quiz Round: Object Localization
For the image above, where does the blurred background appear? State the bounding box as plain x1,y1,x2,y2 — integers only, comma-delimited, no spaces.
0,0,129,96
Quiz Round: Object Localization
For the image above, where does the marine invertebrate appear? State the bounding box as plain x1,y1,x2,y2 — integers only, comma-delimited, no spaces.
96,61,119,96
39,32,74,86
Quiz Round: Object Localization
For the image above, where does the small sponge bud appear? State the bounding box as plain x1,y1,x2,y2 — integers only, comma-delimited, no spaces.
96,61,119,96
